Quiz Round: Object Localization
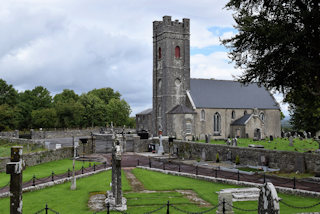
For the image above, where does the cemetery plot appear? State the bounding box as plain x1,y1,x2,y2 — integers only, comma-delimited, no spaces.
198,138,319,153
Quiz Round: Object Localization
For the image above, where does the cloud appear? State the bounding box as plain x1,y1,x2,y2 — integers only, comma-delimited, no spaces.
0,0,289,117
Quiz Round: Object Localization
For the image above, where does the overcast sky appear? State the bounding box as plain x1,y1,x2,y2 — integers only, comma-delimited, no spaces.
0,0,289,117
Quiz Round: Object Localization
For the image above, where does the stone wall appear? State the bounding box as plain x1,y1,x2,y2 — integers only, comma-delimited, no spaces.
166,140,320,173
0,130,19,138
0,147,73,172
31,128,100,139
135,138,320,173
94,133,141,153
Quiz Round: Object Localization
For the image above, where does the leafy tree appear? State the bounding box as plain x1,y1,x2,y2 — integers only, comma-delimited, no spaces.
88,88,121,105
55,102,84,128
0,104,17,131
223,0,320,132
78,93,108,127
0,79,18,106
16,86,52,129
31,108,57,128
106,98,131,127
53,89,79,104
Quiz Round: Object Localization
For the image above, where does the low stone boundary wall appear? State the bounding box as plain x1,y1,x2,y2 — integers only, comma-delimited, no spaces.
137,166,320,198
0,136,44,145
31,128,99,139
0,130,19,138
0,167,110,198
153,139,320,173
0,147,73,172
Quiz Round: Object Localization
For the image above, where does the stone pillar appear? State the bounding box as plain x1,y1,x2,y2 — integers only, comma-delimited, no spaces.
115,157,122,205
216,191,233,214
258,182,280,214
6,146,24,214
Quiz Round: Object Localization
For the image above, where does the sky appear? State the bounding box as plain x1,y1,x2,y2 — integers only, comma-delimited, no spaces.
0,0,289,117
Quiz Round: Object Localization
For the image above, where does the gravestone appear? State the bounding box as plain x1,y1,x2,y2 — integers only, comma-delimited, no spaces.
289,136,293,147
227,150,232,161
261,155,267,166
205,134,209,143
294,156,306,173
303,131,307,139
269,135,273,141
281,131,284,138
232,138,237,147
307,132,311,138
201,149,206,161
258,182,280,214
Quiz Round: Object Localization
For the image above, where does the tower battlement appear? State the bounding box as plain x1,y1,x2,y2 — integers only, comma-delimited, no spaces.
153,16,190,36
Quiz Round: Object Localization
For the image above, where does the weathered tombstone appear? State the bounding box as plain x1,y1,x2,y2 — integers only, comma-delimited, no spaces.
158,127,164,155
201,149,206,161
44,141,51,150
55,144,61,149
205,134,209,143
269,135,273,141
307,132,311,138
227,149,232,161
303,131,307,139
261,155,267,166
6,146,24,214
258,182,280,214
289,136,293,147
294,155,306,173
232,138,238,147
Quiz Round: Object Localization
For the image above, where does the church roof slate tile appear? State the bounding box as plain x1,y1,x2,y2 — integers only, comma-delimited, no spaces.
136,108,153,115
189,79,280,109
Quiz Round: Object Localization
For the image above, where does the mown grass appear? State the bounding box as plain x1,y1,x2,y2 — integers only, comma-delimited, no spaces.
198,138,319,153
0,168,319,213
0,139,46,157
0,159,101,188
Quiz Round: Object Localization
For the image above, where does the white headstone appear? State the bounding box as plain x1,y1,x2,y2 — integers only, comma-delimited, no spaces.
55,144,61,149
258,182,280,214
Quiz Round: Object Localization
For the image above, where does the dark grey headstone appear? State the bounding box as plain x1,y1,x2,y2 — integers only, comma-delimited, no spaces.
294,156,305,173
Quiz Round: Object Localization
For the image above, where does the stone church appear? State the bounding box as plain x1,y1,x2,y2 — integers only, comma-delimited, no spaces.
136,16,281,140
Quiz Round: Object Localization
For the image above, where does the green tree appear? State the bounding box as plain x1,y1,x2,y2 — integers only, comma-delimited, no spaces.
78,93,108,127
87,88,121,105
223,0,320,132
16,86,52,129
31,108,57,128
0,79,18,106
53,89,79,104
0,104,17,131
106,98,131,127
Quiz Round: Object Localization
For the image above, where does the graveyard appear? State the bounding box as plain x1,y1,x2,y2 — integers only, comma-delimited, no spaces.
198,137,319,153
1,166,320,213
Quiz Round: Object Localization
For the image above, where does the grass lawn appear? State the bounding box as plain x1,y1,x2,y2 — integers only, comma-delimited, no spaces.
198,138,319,153
0,139,46,157
0,168,319,213
0,159,101,188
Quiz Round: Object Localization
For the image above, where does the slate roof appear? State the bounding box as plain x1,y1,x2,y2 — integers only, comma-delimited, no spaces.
136,108,153,115
167,105,196,114
231,114,252,126
190,79,280,109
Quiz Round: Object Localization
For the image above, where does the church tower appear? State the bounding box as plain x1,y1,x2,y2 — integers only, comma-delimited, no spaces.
152,16,190,136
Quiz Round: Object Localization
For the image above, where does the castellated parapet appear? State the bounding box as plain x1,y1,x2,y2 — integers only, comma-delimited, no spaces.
152,16,191,136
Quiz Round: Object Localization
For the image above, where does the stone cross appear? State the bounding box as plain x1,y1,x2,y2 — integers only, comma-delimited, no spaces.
158,124,164,155
6,146,24,214
106,123,127,211
258,182,280,214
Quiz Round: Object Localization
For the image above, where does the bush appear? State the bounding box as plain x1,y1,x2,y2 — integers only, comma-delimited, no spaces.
235,155,240,165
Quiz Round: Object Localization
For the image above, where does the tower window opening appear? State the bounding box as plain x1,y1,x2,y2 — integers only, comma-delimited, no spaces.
175,46,180,58
158,47,161,59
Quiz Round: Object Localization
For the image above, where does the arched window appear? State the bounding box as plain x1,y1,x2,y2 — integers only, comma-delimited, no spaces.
232,111,236,119
244,110,247,115
259,112,265,121
186,122,192,134
213,113,221,134
158,47,161,59
158,79,162,91
201,109,205,121
175,46,180,58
